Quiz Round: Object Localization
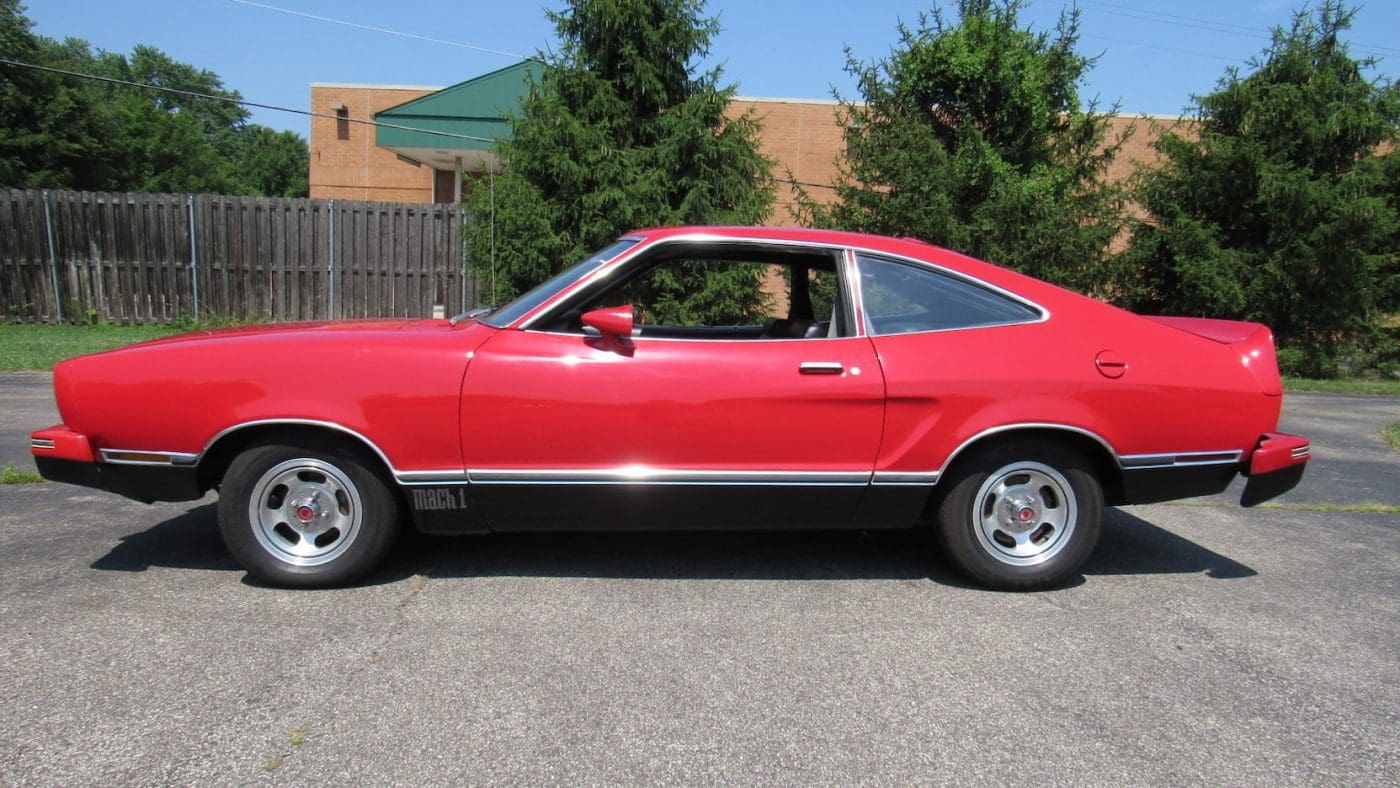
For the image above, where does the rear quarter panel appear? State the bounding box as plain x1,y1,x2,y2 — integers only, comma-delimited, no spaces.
870,284,1281,474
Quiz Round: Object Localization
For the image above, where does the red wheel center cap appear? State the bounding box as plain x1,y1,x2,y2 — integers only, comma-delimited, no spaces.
296,505,317,522
1016,506,1036,523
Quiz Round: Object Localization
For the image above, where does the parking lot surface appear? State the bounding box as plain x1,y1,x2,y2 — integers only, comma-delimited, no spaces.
0,372,51,471
1,374,1396,784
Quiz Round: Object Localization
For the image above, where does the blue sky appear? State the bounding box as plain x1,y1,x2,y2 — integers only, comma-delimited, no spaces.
20,0,1400,137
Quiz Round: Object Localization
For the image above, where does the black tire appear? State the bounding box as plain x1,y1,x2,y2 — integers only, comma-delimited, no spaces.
934,442,1103,591
217,439,401,588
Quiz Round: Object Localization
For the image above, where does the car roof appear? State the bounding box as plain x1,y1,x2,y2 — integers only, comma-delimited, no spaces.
620,225,1129,323
624,225,1027,291
629,225,932,249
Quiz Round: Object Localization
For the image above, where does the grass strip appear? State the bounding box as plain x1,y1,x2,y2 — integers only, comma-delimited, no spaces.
0,324,185,370
1383,421,1400,454
1284,377,1400,396
0,463,45,485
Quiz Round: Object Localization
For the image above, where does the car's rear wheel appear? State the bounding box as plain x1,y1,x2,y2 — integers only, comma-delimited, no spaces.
217,440,400,587
934,443,1103,590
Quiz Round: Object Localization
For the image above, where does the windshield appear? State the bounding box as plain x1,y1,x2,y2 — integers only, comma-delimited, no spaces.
480,239,640,328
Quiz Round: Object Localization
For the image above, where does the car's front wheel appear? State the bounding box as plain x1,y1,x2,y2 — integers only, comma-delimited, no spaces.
934,443,1103,590
217,440,401,587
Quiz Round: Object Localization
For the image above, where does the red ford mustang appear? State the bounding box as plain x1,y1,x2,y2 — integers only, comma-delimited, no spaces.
31,226,1310,590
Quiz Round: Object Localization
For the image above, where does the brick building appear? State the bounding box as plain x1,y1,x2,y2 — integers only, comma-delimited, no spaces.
309,62,1185,225
310,61,541,204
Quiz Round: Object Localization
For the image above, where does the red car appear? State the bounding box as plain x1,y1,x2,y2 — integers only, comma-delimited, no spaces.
31,226,1310,590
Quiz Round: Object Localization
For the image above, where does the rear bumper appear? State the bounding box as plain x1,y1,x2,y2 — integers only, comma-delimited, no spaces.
1240,431,1310,507
31,425,203,504
1116,431,1310,507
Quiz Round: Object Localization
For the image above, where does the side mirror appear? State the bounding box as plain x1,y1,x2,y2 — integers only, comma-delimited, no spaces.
581,305,635,344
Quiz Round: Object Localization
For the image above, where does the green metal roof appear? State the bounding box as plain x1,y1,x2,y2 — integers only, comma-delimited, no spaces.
373,61,541,153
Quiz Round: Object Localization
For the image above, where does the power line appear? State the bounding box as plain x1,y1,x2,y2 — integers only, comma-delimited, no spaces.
1082,34,1246,64
228,0,538,61
232,0,1398,66
1079,0,1277,40
1076,0,1400,58
1084,0,1400,55
0,57,499,143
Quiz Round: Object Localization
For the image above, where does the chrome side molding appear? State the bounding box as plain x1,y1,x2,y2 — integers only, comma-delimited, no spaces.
1118,450,1243,470
99,449,199,467
465,468,871,486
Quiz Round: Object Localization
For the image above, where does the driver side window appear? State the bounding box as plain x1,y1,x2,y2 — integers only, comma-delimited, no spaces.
547,245,849,340
608,258,776,328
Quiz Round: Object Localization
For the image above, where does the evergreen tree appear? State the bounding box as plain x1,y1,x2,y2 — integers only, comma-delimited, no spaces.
799,0,1126,294
1123,1,1398,376
464,0,775,311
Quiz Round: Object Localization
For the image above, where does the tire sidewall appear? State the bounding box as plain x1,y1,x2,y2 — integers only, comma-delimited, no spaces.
936,443,1104,591
218,442,400,588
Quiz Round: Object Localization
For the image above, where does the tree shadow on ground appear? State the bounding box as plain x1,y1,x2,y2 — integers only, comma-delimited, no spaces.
90,503,1255,587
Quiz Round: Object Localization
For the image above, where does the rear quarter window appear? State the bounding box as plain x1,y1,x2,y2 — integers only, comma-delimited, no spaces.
856,254,1042,335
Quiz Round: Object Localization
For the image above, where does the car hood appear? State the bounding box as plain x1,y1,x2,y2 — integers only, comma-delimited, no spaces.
51,317,497,438
97,318,461,354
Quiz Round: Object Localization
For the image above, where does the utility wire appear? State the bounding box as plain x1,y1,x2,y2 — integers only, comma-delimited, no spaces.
0,62,862,185
0,57,498,143
228,0,539,61
1082,34,1246,64
1079,0,1282,39
1076,0,1400,58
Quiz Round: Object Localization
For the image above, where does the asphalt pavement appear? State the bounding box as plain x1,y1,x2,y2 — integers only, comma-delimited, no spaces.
0,373,1397,784
0,372,52,471
1232,391,1400,506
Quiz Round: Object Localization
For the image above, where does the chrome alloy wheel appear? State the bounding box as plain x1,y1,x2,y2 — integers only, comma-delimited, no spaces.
247,458,363,567
972,461,1077,566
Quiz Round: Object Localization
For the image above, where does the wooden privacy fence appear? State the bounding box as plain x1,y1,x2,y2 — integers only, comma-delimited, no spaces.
0,189,477,324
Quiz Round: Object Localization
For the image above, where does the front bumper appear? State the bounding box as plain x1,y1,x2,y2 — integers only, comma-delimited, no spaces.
1240,431,1310,507
31,425,203,504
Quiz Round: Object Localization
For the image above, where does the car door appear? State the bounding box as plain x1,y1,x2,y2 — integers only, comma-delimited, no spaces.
459,250,886,530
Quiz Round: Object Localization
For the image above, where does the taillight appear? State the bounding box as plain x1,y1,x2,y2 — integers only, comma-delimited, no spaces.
1236,325,1283,396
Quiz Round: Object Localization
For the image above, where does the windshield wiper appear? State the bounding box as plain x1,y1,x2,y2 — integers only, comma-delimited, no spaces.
448,304,502,327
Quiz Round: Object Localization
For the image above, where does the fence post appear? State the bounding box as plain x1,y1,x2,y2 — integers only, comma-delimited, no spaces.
188,195,200,322
41,190,63,323
327,199,336,320
458,205,467,312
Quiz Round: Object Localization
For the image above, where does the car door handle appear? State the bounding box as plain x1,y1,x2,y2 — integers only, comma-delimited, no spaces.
799,362,844,375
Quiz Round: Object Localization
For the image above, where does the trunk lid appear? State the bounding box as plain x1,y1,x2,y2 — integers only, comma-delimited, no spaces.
1146,316,1283,396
